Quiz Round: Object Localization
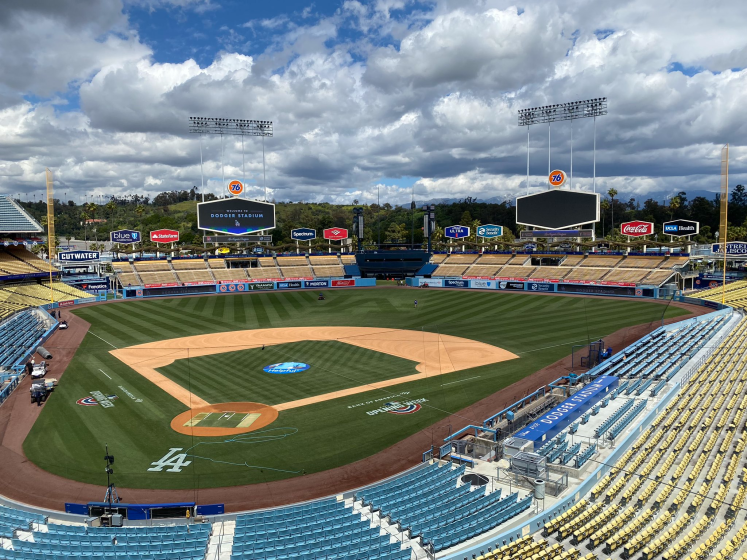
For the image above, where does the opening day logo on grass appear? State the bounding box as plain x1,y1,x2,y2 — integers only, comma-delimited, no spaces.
76,392,119,407
262,362,311,374
366,398,428,415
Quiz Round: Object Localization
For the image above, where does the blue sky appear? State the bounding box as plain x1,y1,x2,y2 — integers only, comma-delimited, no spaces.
0,0,745,203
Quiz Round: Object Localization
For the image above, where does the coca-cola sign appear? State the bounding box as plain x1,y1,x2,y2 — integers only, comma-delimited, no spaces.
620,221,654,237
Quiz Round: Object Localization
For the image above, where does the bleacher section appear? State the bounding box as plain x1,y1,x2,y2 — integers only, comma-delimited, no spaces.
0,507,212,560
429,253,685,286
232,499,408,560
0,247,57,277
355,462,531,553
0,282,91,320
526,309,739,560
0,309,50,368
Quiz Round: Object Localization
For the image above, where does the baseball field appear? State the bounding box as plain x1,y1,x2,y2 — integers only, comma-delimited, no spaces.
23,288,688,491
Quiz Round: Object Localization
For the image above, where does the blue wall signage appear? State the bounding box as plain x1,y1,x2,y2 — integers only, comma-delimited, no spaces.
57,251,100,262
712,242,747,255
277,281,302,289
476,225,503,238
110,230,141,244
443,279,468,288
515,376,619,444
291,228,317,240
69,279,110,292
304,280,329,288
527,282,553,292
444,225,470,239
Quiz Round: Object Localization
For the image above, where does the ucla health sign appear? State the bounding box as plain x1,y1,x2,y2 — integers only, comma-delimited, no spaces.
663,219,699,237
444,225,470,239
110,230,141,244
58,251,100,262
291,228,317,240
476,224,503,238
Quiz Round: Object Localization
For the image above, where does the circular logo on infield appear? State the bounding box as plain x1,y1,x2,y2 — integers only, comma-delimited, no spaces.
548,169,566,187
263,362,311,374
77,396,99,406
386,402,421,415
227,180,244,196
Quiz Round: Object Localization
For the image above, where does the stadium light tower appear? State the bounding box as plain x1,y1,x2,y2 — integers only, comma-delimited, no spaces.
188,117,274,201
518,98,607,193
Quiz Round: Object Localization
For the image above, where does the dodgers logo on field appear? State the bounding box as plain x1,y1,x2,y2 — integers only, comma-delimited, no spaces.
263,362,311,374
386,402,422,415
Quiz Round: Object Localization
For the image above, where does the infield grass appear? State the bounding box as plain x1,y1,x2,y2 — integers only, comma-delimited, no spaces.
24,288,689,489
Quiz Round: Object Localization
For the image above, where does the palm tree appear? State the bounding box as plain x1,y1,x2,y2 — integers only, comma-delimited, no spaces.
136,205,146,219
81,211,90,249
669,196,681,220
106,200,117,222
607,188,618,235
600,199,610,237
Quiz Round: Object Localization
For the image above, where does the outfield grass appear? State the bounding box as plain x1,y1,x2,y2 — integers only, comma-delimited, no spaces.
24,288,689,489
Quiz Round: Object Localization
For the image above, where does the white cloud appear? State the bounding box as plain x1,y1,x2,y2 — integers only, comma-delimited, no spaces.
0,0,746,204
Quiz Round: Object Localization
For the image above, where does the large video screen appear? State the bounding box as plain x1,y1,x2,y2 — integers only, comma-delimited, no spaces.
197,198,276,234
516,190,599,229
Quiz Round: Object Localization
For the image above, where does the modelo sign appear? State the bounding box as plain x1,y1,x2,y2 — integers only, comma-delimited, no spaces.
291,228,317,240
150,229,179,243
620,221,654,237
110,229,141,244
445,225,470,239
197,198,276,234
476,224,503,238
663,219,699,237
58,251,100,262
323,228,348,241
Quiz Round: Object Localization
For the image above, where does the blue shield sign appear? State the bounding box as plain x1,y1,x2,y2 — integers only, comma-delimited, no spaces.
476,225,503,238
291,228,317,240
110,230,141,244
445,225,470,239
712,242,747,255
58,251,100,262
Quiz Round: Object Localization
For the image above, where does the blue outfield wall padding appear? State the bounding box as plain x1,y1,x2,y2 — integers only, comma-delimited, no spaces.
515,376,619,445
196,504,224,516
64,503,88,516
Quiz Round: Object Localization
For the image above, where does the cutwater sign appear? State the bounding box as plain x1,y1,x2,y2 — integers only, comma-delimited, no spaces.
263,362,311,374
58,251,99,262
110,230,141,244
291,228,317,240
445,225,470,239
476,225,503,238
712,242,747,255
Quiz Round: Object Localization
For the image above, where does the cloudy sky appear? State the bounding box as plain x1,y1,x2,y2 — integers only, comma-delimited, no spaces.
0,0,745,205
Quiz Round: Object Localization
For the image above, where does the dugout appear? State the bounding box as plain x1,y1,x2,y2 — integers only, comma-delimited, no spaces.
83,502,196,520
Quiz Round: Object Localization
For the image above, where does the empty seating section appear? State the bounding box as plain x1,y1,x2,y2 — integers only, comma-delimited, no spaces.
537,310,746,560
562,255,586,266
0,517,211,560
579,255,622,267
276,257,308,266
0,248,55,277
433,264,469,277
643,269,674,284
117,273,140,286
171,259,209,270
0,310,48,367
478,254,512,265
562,268,609,281
313,265,344,277
231,499,407,560
279,266,314,278
340,255,357,264
212,268,249,281
445,254,478,264
602,268,651,283
620,256,665,268
207,258,227,269
138,271,178,285
309,256,339,265
133,261,171,272
496,265,536,279
248,267,280,279
430,254,448,264
1,282,91,306
530,267,569,280
663,256,689,268
175,270,214,283
465,265,502,277
356,462,531,553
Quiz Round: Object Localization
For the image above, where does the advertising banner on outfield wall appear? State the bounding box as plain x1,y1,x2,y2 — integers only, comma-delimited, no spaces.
527,282,554,292
497,281,525,290
470,280,495,289
277,281,303,289
421,279,443,287
443,279,468,288
248,282,274,291
304,280,329,288
332,279,355,287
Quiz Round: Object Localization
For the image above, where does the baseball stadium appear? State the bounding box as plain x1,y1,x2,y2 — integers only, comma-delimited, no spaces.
2,138,747,560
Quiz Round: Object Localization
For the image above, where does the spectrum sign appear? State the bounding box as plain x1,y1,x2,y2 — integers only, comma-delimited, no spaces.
291,228,317,240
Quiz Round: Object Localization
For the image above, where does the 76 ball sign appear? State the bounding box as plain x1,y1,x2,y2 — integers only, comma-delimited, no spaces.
548,170,567,188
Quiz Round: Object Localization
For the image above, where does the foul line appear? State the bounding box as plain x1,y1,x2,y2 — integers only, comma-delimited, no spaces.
90,331,118,349
441,376,481,386
99,369,112,380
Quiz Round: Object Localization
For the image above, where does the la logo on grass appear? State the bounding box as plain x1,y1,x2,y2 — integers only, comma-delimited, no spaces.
148,448,192,473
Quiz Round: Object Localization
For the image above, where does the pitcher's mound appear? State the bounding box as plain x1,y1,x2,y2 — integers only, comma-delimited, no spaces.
171,402,279,436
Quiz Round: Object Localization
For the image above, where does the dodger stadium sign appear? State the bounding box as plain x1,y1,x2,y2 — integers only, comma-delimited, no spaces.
197,198,276,234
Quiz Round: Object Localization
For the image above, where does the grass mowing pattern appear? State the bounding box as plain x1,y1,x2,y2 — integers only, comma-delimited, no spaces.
23,289,688,489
